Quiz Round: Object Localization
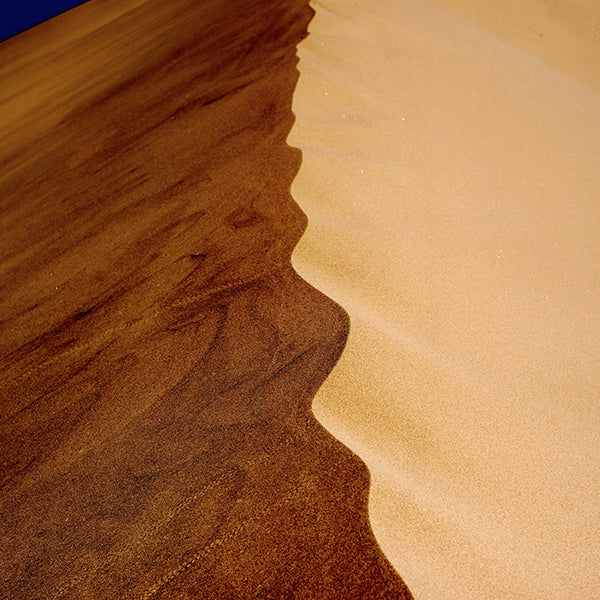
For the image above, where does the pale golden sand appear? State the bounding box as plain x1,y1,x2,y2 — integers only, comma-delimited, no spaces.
289,0,600,598
434,0,600,94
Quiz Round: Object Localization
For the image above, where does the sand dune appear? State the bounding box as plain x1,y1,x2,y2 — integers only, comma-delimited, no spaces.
0,1,411,597
3,0,599,596
290,0,600,598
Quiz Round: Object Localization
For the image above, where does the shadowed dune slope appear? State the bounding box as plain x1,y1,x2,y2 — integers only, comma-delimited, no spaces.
0,1,412,598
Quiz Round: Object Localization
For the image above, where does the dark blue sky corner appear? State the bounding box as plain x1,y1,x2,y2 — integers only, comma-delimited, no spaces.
1,1,89,43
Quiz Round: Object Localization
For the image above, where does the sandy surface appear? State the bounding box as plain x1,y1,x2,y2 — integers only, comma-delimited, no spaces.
290,0,600,598
0,1,411,597
434,0,600,94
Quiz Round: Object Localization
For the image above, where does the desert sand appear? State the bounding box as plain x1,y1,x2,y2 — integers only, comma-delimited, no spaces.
290,0,600,598
0,1,411,597
3,0,599,597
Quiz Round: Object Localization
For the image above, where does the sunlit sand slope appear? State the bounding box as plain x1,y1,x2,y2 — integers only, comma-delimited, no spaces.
290,0,600,598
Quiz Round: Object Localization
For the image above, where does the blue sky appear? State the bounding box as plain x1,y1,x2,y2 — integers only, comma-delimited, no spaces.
1,1,88,42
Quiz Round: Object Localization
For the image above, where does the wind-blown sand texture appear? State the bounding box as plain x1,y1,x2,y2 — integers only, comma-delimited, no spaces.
3,0,600,598
290,0,600,598
0,1,411,598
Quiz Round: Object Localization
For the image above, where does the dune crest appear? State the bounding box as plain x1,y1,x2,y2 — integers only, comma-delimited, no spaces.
1,0,416,597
